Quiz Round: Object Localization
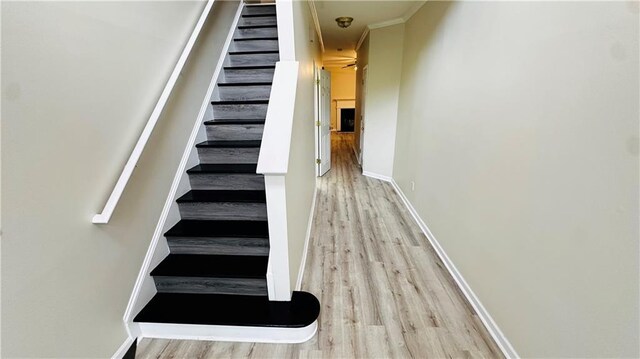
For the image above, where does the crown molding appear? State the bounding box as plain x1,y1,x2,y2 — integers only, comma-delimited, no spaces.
307,0,325,53
355,27,369,52
368,17,404,30
402,1,426,22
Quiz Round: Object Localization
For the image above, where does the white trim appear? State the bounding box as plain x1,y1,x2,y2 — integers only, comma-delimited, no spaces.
122,1,244,330
402,1,426,22
389,179,520,359
263,175,292,301
295,182,318,291
111,336,135,359
92,0,215,224
276,0,296,61
137,320,317,344
368,17,404,30
257,61,300,175
307,0,325,53
362,171,392,182
355,28,369,52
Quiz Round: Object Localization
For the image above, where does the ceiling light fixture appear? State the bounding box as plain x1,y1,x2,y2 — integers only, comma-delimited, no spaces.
335,17,354,29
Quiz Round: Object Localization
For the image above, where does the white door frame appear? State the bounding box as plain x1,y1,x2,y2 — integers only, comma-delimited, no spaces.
318,69,331,176
314,64,321,175
359,65,368,166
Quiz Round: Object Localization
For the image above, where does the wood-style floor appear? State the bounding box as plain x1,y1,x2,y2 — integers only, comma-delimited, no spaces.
137,133,503,358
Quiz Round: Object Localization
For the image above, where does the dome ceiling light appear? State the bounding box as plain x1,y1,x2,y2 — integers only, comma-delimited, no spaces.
335,17,354,29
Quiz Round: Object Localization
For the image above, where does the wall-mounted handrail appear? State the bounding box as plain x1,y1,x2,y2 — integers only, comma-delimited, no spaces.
92,0,215,224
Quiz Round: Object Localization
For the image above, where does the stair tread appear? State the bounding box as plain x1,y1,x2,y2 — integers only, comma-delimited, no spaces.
150,254,267,278
237,24,277,29
196,140,261,148
204,119,265,125
187,164,258,174
165,219,269,238
218,82,272,86
177,190,266,203
211,100,269,105
234,37,278,41
133,291,320,328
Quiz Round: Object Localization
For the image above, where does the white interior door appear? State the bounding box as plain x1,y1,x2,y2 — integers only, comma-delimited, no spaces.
317,69,331,176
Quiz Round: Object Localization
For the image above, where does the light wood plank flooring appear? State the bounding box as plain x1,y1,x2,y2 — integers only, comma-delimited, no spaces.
137,133,503,358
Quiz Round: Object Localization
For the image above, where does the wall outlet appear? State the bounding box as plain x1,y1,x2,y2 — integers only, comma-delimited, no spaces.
411,181,415,191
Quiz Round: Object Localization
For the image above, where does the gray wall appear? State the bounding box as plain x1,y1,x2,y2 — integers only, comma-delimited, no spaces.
392,1,639,357
1,1,239,356
361,24,404,178
286,0,322,288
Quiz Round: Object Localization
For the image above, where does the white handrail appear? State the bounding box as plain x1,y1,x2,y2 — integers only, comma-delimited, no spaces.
92,0,215,224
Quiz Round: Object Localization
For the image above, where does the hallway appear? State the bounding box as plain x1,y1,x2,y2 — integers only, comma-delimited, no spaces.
137,133,503,358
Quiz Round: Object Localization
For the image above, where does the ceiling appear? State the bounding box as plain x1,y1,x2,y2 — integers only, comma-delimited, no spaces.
314,0,424,67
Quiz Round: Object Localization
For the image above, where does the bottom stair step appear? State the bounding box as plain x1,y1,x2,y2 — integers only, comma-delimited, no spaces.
134,291,320,328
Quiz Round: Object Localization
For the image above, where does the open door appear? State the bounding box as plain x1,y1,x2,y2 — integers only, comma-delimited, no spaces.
316,68,331,176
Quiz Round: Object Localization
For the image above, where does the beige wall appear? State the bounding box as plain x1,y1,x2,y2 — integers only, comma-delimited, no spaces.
285,0,322,289
393,1,639,357
361,24,404,178
325,67,356,131
355,35,369,162
1,1,239,356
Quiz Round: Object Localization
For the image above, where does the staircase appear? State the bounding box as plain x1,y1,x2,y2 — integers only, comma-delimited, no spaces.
133,3,320,341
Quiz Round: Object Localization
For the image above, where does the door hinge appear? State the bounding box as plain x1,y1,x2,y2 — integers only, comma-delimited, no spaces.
316,78,320,85
316,121,321,126
316,159,321,164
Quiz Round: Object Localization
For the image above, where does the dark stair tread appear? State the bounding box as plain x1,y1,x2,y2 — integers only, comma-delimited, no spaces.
217,82,272,86
187,164,258,174
229,50,279,55
211,100,270,105
196,140,261,148
234,37,278,41
242,13,277,18
238,24,278,29
165,219,269,239
150,254,267,278
224,65,276,70
204,119,265,125
177,190,266,203
133,291,320,328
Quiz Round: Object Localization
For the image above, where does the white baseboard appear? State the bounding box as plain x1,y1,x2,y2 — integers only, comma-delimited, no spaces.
112,336,135,359
362,171,392,182
136,320,317,344
295,181,319,291
389,179,519,359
